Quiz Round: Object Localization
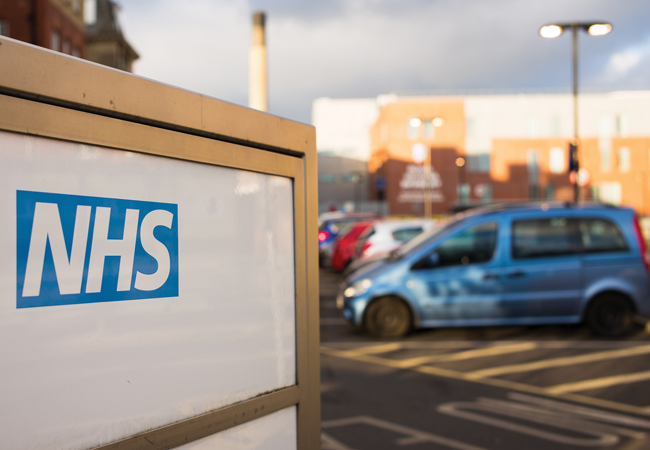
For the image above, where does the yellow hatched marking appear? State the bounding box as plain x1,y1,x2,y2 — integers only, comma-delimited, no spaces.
394,342,538,368
321,345,650,417
466,343,650,380
547,370,650,394
335,342,403,357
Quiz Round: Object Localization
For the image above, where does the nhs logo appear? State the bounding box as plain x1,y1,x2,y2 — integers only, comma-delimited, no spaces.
16,191,179,308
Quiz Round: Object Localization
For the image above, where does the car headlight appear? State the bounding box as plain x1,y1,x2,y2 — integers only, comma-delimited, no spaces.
344,278,372,298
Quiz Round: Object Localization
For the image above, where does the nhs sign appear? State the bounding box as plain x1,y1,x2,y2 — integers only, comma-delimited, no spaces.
16,191,179,308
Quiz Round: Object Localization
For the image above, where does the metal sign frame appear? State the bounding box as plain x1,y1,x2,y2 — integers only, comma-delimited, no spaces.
0,37,320,449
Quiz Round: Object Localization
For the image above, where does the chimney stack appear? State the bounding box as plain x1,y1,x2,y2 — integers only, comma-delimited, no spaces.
249,12,267,112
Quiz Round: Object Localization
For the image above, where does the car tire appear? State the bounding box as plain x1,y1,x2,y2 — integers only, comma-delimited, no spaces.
365,296,412,338
586,293,634,337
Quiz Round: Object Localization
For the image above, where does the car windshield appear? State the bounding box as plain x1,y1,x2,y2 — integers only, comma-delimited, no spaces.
393,214,466,259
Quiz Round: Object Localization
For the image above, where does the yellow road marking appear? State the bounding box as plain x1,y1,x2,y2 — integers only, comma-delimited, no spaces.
321,345,650,417
465,343,650,380
332,342,403,358
547,370,650,394
395,342,538,368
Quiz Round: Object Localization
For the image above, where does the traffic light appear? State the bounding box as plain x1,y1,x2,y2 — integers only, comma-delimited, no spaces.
568,142,579,173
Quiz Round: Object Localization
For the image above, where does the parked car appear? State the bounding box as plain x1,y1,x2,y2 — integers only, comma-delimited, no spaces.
337,203,650,338
345,219,436,276
331,221,375,272
318,212,381,266
355,219,436,261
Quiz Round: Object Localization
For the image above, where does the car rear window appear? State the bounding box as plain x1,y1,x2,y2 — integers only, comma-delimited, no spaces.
392,227,424,243
579,218,628,253
512,218,580,259
328,220,356,234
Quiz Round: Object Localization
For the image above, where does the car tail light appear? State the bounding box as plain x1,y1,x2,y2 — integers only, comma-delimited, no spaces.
633,216,650,273
318,231,330,242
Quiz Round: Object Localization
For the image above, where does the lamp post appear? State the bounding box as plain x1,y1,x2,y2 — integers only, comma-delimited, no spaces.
411,117,444,218
540,22,612,203
456,157,466,206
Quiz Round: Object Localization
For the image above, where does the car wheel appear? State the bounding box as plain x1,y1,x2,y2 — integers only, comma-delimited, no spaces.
365,297,412,338
586,293,634,337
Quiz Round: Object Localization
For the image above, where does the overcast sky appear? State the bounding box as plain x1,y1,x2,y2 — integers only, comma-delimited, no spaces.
116,0,650,124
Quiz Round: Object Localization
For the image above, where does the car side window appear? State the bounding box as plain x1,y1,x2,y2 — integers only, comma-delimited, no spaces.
512,217,580,259
392,227,423,243
579,218,628,253
435,222,498,267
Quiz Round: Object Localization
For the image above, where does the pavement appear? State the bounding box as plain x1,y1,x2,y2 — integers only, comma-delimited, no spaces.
319,268,650,450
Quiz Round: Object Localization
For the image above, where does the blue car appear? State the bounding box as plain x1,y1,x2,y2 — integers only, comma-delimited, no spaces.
337,203,650,337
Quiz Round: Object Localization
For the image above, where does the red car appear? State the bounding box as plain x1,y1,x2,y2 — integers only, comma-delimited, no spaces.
330,221,374,272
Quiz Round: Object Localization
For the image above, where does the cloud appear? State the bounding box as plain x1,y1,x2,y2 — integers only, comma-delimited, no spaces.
604,37,650,79
115,0,650,124
118,0,250,106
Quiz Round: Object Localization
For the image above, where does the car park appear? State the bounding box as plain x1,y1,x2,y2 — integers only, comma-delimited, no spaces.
318,212,381,266
337,203,650,338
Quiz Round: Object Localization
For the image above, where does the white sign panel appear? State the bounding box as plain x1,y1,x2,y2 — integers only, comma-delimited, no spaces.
0,131,297,450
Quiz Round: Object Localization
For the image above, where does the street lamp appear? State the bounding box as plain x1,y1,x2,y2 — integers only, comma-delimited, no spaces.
539,21,612,203
456,157,466,206
419,117,445,218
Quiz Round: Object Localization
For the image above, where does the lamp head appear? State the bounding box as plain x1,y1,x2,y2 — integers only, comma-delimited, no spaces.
540,24,563,38
588,23,612,36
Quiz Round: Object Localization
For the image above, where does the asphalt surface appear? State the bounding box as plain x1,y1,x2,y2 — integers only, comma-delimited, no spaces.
319,268,650,450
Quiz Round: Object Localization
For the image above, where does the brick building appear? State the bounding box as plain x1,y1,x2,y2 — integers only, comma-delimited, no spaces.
313,91,650,216
0,0,85,57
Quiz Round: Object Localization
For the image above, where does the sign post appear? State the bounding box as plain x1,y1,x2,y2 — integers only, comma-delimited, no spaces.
0,37,320,450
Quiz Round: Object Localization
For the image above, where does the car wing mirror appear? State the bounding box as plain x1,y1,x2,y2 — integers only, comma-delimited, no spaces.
427,252,440,267
412,252,439,270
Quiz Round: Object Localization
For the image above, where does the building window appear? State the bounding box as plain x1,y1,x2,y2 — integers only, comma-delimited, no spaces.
599,139,611,171
617,114,630,137
84,0,97,24
527,117,539,138
593,182,622,205
598,115,613,137
467,154,490,173
423,119,433,138
549,147,564,174
545,185,555,200
466,118,476,138
618,147,630,172
0,20,9,37
51,29,61,51
72,46,81,57
72,0,81,13
62,39,71,54
408,118,421,140
550,115,561,136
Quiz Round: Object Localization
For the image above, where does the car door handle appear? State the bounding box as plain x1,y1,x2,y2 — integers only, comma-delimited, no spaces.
507,271,526,278
483,273,499,280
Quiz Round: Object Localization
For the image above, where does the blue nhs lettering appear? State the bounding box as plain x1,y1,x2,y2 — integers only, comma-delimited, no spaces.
16,191,179,308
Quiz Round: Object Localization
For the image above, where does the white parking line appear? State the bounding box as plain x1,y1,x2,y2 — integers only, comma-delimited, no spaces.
322,416,488,450
438,393,650,446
